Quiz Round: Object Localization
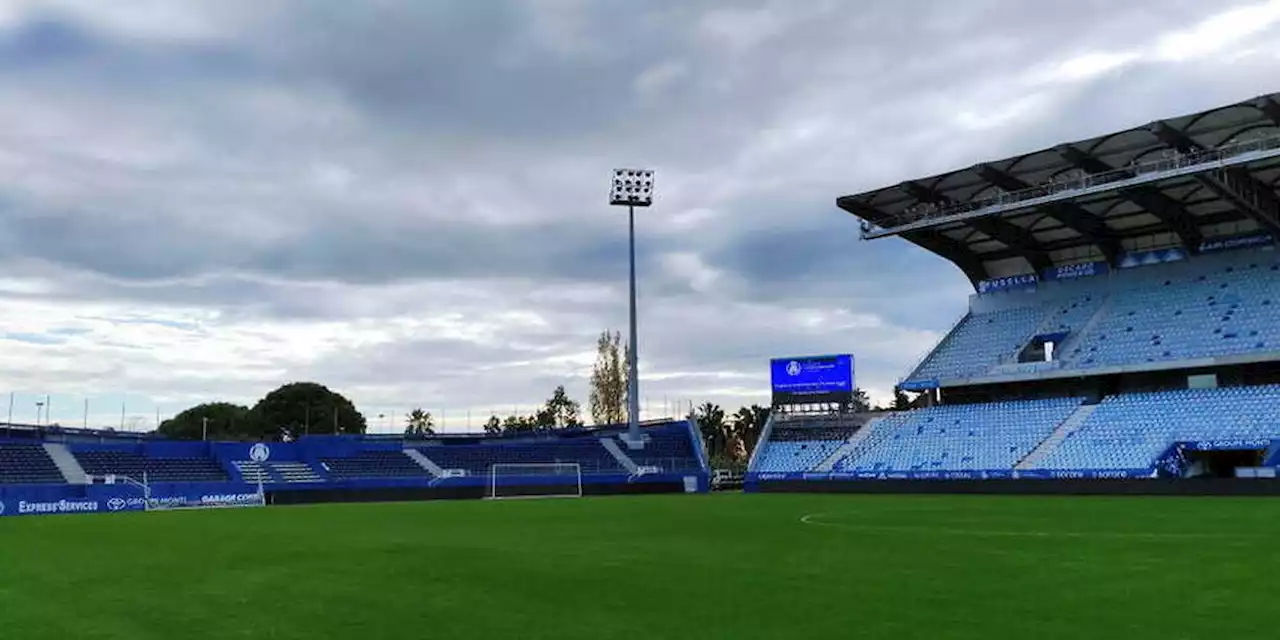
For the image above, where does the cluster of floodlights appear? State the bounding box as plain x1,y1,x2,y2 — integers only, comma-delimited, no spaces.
610,168,655,207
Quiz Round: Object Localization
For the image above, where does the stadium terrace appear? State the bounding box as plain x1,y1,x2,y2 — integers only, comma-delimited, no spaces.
0,420,709,517
747,92,1280,491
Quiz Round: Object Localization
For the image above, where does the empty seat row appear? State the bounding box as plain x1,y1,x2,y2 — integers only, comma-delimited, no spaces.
0,444,64,484
1035,385,1280,470
73,449,227,483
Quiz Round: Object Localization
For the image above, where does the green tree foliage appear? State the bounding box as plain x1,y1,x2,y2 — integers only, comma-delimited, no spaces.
494,386,584,435
588,330,629,426
251,382,367,440
695,402,728,460
404,408,435,436
893,389,912,411
158,402,253,441
483,415,503,435
732,404,771,461
502,414,535,434
852,387,871,413
534,385,583,430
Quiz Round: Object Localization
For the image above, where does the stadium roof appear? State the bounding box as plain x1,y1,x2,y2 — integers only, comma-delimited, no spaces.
837,92,1280,286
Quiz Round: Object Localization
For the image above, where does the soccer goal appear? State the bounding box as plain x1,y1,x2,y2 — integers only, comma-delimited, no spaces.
487,463,583,500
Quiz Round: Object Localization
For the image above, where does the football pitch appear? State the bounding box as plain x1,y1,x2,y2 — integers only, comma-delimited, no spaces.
2,493,1276,639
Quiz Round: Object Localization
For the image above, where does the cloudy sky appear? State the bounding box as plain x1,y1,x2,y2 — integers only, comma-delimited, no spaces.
1,0,1279,432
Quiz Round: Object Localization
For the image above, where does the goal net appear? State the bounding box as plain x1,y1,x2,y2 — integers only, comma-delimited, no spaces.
488,463,583,500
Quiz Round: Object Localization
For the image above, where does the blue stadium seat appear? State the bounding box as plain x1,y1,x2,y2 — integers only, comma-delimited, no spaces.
1034,385,1280,470
72,448,227,483
832,398,1081,472
0,444,65,484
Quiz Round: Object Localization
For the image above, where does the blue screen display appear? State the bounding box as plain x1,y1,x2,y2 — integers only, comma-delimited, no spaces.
770,354,854,404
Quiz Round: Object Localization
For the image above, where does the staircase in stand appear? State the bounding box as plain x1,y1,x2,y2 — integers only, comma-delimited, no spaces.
599,437,640,474
402,448,445,477
1057,295,1113,365
43,443,89,484
1016,403,1100,470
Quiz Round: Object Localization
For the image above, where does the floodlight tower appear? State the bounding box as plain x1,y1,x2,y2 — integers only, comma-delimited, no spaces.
610,169,655,448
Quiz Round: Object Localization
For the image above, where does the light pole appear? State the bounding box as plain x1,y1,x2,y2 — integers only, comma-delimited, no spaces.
610,168,655,447
35,401,44,427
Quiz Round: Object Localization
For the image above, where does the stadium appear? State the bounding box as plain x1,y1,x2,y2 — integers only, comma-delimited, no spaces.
6,90,1280,639
749,91,1280,493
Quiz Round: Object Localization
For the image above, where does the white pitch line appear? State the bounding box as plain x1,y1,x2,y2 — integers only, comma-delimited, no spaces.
798,512,1267,541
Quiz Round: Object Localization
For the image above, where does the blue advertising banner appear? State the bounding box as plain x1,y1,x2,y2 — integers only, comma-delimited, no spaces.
1043,260,1109,281
977,273,1038,294
770,354,854,405
1197,232,1275,254
899,379,940,391
748,468,1157,482
1181,438,1275,451
0,483,266,518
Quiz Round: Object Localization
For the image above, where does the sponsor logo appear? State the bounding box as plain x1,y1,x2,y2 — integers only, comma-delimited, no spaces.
1045,260,1109,281
0,500,5,516
17,499,99,515
103,497,146,512
977,273,1038,294
249,443,271,462
201,493,263,505
1198,233,1274,253
785,360,802,376
757,473,788,481
1089,471,1130,479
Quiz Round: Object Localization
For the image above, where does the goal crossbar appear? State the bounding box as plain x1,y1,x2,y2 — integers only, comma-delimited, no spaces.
487,463,583,500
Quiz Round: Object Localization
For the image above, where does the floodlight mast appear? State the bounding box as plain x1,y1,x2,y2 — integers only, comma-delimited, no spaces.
610,169,655,448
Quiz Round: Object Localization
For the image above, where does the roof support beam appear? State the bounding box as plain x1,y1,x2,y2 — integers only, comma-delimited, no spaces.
842,196,989,285
1256,96,1280,127
976,210,1246,263
900,181,1051,273
974,164,1121,265
1055,144,1202,250
904,230,989,285
1148,121,1280,236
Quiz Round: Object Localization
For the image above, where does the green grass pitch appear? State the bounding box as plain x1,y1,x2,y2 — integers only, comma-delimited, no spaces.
2,493,1275,639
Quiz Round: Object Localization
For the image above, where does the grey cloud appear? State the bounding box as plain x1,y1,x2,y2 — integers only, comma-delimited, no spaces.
0,0,1277,416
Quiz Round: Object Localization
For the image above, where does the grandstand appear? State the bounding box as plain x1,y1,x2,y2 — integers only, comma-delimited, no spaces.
749,91,1280,487
0,420,709,517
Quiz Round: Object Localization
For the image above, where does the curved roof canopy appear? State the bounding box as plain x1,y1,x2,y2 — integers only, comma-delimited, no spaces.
837,92,1280,285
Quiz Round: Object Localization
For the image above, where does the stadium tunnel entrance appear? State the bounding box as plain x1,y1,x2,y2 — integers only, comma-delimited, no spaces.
1183,449,1266,478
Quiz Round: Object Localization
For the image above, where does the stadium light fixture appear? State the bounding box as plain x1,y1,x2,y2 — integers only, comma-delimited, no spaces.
610,169,655,447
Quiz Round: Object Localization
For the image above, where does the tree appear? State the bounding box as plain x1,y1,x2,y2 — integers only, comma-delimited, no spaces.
732,404,771,462
695,402,727,459
502,414,535,434
250,382,367,440
404,408,435,436
158,402,254,440
893,389,912,411
588,330,629,425
483,415,503,435
533,385,583,430
852,387,872,413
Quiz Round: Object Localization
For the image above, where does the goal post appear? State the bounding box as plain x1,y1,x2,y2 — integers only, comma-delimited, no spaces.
487,463,583,500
